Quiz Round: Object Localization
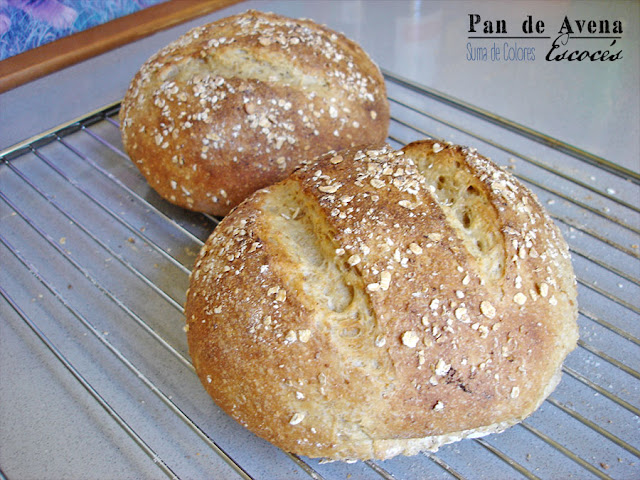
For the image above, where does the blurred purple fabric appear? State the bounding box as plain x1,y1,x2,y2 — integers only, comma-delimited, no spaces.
0,0,167,60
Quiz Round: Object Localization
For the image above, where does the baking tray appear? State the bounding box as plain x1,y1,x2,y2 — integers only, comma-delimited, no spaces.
1,70,638,479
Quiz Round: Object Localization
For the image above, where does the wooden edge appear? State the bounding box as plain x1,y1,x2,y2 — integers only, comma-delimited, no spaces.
0,0,244,94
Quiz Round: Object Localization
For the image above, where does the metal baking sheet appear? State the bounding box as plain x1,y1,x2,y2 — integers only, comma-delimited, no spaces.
1,70,638,479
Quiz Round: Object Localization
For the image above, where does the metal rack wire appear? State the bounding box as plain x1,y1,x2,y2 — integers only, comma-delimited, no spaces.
1,70,638,479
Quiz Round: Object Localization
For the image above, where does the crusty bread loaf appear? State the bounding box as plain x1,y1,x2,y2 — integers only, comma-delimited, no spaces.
120,10,389,216
184,140,579,460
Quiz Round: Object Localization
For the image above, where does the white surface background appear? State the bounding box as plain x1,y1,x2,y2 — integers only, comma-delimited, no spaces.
0,0,638,170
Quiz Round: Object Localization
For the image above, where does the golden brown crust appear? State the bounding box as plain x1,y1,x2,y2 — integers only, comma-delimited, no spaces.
185,140,578,460
120,10,389,215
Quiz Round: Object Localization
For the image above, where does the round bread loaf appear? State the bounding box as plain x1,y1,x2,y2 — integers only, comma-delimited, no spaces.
119,10,389,216
185,140,578,460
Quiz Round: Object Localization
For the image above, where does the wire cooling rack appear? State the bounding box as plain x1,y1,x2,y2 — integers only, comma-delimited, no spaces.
1,71,638,479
